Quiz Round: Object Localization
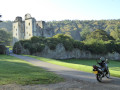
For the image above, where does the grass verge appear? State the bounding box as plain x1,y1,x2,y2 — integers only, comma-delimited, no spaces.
26,55,120,78
0,55,64,85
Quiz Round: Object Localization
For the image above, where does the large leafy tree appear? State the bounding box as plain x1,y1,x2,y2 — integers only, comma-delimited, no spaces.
86,29,114,41
110,25,120,40
0,28,12,45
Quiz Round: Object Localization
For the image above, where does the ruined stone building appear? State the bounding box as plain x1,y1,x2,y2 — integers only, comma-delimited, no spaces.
13,14,54,45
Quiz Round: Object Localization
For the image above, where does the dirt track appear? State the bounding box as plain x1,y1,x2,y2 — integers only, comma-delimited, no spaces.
1,54,119,90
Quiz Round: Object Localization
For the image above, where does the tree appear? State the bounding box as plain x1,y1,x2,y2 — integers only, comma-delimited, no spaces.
80,26,91,40
0,29,12,45
110,25,120,40
53,34,74,51
86,29,113,41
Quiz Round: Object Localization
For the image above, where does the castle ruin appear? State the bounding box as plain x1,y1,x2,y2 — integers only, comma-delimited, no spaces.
13,14,54,45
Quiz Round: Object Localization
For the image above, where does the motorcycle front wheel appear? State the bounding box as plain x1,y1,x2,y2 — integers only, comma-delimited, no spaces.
96,74,102,82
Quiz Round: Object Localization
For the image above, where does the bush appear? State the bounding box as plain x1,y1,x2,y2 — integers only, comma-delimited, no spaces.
0,45,6,54
23,42,31,49
53,34,74,51
105,40,116,53
37,44,45,52
83,39,107,54
73,40,85,50
115,42,120,54
13,36,120,55
31,36,40,43
13,42,22,54
29,45,37,55
45,38,59,50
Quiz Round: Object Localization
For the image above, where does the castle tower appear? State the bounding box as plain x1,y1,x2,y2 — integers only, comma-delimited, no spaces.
13,17,24,45
36,21,45,29
24,13,36,39
12,13,55,46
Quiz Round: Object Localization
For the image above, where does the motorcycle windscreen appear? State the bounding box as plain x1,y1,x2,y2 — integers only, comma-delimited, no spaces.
93,71,98,74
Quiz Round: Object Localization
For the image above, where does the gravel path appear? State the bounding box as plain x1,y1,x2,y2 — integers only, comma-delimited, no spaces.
1,54,119,90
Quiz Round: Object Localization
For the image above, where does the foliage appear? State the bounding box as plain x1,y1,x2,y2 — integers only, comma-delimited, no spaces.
31,36,40,43
2,19,120,42
114,42,120,54
47,19,120,40
53,34,74,51
110,25,120,40
73,40,85,50
86,29,114,41
83,39,107,54
13,34,120,55
37,44,45,52
80,26,91,40
13,42,22,54
0,45,6,54
0,28,12,46
105,40,116,53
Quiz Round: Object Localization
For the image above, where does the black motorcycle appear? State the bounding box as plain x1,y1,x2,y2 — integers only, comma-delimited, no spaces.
93,59,110,82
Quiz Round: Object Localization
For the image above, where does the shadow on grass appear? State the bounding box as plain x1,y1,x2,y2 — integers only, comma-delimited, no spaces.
0,56,63,85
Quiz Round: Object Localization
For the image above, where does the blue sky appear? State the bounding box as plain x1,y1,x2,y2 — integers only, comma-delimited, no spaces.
0,0,120,21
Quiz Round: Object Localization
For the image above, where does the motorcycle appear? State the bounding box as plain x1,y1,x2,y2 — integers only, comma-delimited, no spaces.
93,59,110,82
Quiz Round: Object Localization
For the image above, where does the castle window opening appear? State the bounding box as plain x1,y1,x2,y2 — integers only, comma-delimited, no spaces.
29,23,30,26
29,34,31,36
16,29,17,31
16,33,17,36
14,26,15,28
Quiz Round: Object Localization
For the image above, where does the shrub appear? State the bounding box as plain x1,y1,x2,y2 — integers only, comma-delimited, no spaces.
115,42,120,54
29,44,37,55
0,45,6,54
53,34,74,51
31,36,40,43
23,42,31,49
83,39,107,54
45,38,59,50
73,40,85,50
13,42,22,54
37,44,45,52
13,36,120,55
105,40,116,53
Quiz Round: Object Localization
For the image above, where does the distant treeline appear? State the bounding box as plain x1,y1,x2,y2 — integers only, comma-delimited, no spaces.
47,19,120,40
1,19,120,46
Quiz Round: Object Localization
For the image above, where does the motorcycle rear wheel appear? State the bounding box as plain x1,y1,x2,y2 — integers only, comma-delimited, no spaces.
96,74,102,82
106,71,110,78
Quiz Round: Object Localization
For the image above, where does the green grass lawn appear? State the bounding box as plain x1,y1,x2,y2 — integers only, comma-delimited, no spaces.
26,55,120,78
0,55,64,85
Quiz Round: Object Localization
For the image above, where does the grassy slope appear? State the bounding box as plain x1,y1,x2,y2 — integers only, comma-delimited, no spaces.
0,55,63,85
27,55,120,78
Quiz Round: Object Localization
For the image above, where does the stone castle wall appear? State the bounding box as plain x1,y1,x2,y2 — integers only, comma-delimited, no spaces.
21,43,120,60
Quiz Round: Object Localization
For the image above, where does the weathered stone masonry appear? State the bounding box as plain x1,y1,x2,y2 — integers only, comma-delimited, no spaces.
13,13,54,45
